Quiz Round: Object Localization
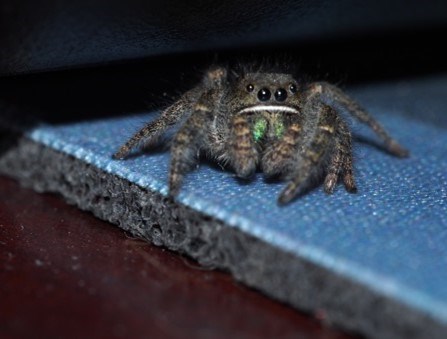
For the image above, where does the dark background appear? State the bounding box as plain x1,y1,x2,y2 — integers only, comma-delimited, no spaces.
1,0,447,75
1,0,447,124
1,1,446,338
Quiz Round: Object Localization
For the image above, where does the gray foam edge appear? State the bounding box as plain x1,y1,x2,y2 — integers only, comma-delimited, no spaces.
0,135,445,339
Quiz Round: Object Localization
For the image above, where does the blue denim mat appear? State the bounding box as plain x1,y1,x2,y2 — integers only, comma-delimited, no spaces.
28,76,447,323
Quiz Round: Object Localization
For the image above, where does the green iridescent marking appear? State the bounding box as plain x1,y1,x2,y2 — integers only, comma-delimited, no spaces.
274,120,285,138
253,118,267,142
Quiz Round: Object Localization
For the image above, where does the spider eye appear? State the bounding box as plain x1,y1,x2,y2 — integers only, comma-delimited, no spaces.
257,88,271,101
289,83,297,93
274,88,287,102
246,84,254,92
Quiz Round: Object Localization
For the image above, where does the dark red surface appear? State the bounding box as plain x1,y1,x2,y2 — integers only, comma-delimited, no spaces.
0,175,357,339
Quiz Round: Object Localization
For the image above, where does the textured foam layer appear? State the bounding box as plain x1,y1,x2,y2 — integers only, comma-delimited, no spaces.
1,75,447,339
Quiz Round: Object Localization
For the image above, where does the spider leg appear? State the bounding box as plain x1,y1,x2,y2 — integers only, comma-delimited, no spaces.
307,82,409,157
168,102,214,197
114,66,227,160
227,114,258,178
261,122,302,178
324,118,357,194
278,105,337,205
113,97,193,159
339,119,358,193
323,140,343,194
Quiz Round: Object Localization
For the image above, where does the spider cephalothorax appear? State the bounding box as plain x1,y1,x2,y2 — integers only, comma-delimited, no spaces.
113,66,408,204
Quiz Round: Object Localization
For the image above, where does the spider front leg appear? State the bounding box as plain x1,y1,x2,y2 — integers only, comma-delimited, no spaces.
309,82,409,157
168,103,213,197
261,122,302,178
227,114,259,178
278,105,338,205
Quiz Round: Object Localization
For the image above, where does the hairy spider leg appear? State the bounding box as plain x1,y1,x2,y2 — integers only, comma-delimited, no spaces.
312,82,409,157
323,139,344,194
338,118,358,193
227,114,259,178
324,117,357,194
113,96,194,160
168,100,215,197
261,122,302,178
278,105,337,204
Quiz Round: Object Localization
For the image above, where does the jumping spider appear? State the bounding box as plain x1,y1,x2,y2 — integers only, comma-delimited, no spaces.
113,66,409,204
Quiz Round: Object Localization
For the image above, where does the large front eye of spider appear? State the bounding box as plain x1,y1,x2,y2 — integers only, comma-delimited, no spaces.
274,88,287,102
257,88,271,101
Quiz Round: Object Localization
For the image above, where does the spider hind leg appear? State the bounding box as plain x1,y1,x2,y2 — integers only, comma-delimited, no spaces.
311,81,409,158
113,97,194,160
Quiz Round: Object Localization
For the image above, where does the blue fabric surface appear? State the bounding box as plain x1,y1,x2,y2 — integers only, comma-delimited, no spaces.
28,75,447,323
